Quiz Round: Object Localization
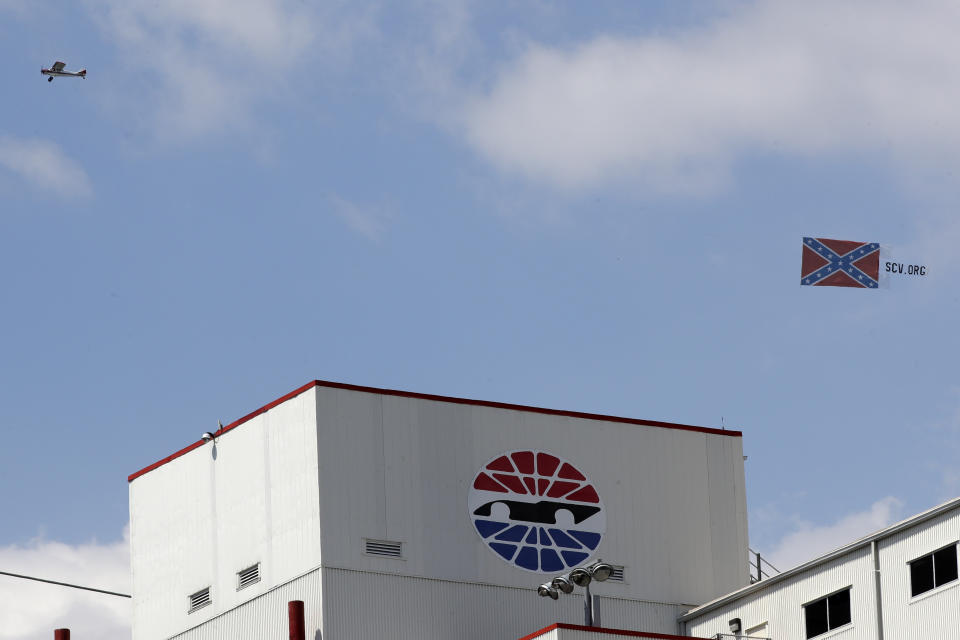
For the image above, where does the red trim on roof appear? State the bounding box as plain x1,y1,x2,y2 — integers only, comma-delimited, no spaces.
518,623,706,640
127,381,317,482
129,379,742,482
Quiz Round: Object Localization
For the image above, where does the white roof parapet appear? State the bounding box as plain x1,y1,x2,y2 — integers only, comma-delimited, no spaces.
678,495,960,622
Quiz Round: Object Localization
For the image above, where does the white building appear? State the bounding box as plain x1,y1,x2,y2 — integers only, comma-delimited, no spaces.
127,380,750,640
680,497,960,640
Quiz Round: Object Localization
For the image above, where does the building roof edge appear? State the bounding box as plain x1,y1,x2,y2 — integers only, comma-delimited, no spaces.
129,379,742,483
679,495,960,622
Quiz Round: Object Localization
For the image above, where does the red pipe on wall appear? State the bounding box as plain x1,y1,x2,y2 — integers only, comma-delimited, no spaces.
288,600,305,640
54,630,70,640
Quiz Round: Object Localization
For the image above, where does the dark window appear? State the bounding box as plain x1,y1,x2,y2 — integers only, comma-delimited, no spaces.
804,597,828,638
827,589,851,628
911,544,958,597
911,555,935,596
804,588,851,639
934,546,958,586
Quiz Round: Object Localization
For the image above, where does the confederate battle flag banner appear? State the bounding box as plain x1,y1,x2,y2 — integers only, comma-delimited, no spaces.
801,237,880,288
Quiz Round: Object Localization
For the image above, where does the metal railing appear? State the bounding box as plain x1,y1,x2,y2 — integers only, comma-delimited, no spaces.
711,635,772,640
748,548,780,583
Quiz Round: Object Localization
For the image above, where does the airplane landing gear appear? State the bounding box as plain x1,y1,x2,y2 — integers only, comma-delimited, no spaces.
47,76,53,82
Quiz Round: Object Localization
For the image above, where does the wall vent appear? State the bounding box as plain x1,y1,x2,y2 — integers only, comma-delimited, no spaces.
188,587,211,613
364,538,403,558
608,566,625,582
237,563,260,591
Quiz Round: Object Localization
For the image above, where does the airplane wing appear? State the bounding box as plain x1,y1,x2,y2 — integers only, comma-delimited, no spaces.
51,61,66,72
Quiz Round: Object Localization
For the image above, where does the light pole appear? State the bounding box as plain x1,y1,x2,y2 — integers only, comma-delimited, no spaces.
537,560,615,627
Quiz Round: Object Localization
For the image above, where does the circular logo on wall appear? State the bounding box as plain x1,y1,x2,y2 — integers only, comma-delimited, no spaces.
468,450,605,573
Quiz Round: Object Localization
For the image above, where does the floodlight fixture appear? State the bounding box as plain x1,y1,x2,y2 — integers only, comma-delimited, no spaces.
537,583,559,600
729,618,742,634
569,567,592,587
551,575,575,594
201,432,215,443
537,559,619,627
590,562,614,582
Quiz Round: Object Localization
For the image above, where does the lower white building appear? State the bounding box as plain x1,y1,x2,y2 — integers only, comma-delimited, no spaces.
519,623,704,640
680,497,960,640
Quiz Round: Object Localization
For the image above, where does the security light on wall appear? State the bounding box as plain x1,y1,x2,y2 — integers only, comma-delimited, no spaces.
729,618,742,634
202,421,223,444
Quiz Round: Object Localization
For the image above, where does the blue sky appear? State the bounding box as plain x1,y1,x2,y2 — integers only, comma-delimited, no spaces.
3,0,960,636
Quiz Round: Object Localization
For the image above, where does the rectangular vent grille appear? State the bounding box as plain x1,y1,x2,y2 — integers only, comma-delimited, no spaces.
237,563,260,590
364,538,403,558
609,566,625,582
188,587,211,613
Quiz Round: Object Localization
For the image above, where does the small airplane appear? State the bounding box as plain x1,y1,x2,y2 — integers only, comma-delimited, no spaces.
41,61,86,82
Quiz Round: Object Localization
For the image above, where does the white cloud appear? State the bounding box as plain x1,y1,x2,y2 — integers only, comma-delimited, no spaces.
0,136,92,199
329,195,393,242
763,497,903,571
462,0,960,193
0,529,130,640
89,0,376,140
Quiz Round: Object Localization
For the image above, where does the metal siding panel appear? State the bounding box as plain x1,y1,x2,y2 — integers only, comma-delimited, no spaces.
731,437,750,590
268,391,323,584
321,567,584,639
381,396,419,547
315,388,387,572
130,390,319,640
878,508,960,638
639,429,712,603
213,407,268,615
319,570,686,639
412,399,475,579
593,595,688,634
170,569,322,640
685,547,876,640
130,439,217,640
315,387,746,608
707,435,747,595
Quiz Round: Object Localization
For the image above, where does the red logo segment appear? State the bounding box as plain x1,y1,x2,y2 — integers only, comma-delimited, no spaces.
471,453,599,502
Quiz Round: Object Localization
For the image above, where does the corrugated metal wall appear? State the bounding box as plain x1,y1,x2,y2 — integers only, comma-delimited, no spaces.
313,387,749,607
592,594,689,634
683,505,960,640
878,508,960,638
130,389,321,640
158,566,692,640
322,566,581,640
321,567,686,640
170,568,322,640
685,547,877,640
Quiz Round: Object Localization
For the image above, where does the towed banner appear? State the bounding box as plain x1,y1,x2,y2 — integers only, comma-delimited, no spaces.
801,237,926,288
